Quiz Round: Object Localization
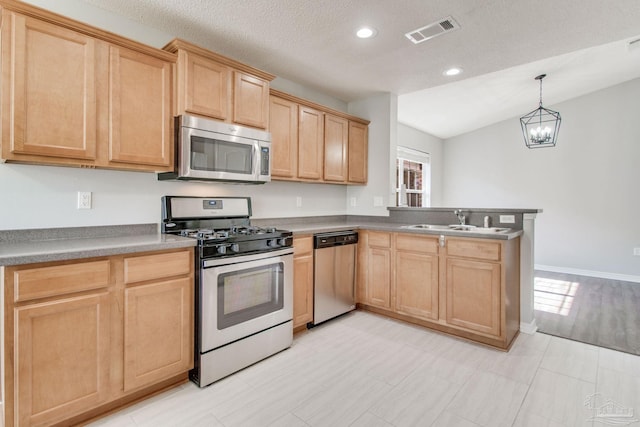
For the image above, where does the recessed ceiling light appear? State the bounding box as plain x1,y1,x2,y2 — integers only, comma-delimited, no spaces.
356,27,377,39
444,67,463,76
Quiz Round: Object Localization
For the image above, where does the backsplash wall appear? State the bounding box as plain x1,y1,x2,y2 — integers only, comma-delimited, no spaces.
0,163,350,230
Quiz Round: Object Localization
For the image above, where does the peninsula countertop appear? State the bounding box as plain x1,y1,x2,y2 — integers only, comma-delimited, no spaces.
254,217,524,240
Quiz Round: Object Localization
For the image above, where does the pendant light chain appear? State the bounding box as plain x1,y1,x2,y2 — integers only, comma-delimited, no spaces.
535,73,546,108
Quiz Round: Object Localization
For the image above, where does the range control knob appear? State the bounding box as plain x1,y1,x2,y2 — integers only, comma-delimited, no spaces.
216,245,227,255
230,243,240,253
277,238,288,246
267,239,277,247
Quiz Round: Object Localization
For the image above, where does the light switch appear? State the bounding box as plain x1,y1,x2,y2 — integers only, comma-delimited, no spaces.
499,215,515,224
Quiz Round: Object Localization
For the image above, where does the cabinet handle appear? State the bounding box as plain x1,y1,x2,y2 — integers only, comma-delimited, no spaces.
439,235,446,247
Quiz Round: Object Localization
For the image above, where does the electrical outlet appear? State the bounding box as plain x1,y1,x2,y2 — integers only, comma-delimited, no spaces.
499,215,515,224
373,196,384,207
296,196,302,208
350,197,357,207
634,248,640,256
77,191,92,209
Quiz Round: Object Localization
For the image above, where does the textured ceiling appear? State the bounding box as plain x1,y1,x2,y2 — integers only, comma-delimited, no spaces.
78,0,640,138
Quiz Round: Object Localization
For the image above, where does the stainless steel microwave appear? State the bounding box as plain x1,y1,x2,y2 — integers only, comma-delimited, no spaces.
158,115,271,184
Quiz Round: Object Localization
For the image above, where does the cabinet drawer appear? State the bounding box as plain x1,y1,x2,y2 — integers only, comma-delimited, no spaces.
368,231,391,248
447,238,501,261
14,260,110,302
124,250,191,284
396,233,438,254
293,236,313,257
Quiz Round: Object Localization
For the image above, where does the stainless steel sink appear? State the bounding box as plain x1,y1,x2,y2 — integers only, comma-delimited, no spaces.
402,224,511,233
448,225,511,233
401,224,452,230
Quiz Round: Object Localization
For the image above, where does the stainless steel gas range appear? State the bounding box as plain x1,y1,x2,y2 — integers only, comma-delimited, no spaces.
161,196,293,387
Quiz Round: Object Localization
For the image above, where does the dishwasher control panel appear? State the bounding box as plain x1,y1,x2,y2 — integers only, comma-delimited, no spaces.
314,231,359,249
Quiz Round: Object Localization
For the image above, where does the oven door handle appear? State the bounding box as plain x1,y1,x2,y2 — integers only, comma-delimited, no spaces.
202,248,294,268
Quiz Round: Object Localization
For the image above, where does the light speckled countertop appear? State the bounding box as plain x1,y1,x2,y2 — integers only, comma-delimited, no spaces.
1,213,526,266
0,224,196,266
258,219,523,240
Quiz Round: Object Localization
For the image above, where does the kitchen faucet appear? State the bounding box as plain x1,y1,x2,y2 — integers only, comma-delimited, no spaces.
454,209,466,225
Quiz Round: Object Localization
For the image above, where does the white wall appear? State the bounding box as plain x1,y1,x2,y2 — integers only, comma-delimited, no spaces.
397,124,444,207
0,163,349,229
346,93,398,216
443,78,640,280
270,78,348,113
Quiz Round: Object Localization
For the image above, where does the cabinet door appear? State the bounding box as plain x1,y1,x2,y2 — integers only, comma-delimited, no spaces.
367,247,392,309
348,121,368,183
395,251,439,320
183,51,230,120
293,255,314,327
298,106,324,180
445,258,501,336
270,95,298,178
292,237,314,328
293,254,314,328
15,293,110,426
123,277,193,391
3,12,97,161
324,114,348,182
108,45,172,169
233,71,269,129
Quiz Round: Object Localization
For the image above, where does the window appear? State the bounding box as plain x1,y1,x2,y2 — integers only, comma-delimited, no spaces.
396,146,430,207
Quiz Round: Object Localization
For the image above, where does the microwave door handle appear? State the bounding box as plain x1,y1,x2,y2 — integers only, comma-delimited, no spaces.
253,141,261,179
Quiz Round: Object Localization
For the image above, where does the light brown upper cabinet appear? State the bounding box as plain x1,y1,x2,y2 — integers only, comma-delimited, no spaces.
233,71,270,129
269,90,369,184
165,39,274,130
348,121,368,183
324,114,348,182
298,105,325,180
177,49,230,120
269,95,298,178
107,45,172,168
0,5,175,172
1,13,98,162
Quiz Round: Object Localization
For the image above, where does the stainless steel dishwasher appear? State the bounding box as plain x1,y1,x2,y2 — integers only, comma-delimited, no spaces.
312,230,358,325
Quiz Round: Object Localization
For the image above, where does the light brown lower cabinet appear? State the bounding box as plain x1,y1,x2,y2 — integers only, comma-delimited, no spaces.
394,233,439,321
445,257,501,336
14,292,111,426
2,247,194,427
364,231,392,309
293,236,314,329
358,230,520,349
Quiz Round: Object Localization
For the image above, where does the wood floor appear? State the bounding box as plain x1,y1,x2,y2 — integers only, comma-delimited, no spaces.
89,310,640,427
534,270,640,355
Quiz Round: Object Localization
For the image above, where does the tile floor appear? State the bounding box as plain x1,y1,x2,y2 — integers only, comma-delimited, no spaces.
90,311,640,427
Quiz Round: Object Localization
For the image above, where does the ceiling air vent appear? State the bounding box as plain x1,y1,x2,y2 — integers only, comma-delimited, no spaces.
405,16,460,44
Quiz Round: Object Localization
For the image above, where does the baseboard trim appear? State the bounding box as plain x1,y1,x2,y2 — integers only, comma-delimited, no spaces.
535,264,640,284
520,319,538,335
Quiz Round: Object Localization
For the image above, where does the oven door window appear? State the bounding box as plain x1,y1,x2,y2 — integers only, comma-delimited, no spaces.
191,136,253,174
217,262,284,329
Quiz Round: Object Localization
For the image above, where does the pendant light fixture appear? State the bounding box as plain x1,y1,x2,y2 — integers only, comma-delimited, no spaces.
519,74,561,148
